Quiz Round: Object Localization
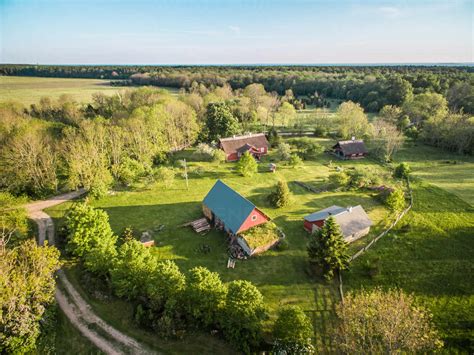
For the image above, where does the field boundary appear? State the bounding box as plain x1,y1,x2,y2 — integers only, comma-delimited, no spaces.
338,177,413,301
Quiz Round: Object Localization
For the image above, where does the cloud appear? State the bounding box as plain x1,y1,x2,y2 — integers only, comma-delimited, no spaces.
378,6,402,18
228,25,241,36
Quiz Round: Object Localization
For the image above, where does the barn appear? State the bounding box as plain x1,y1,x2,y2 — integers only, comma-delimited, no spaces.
202,180,277,256
304,205,372,243
219,133,269,162
332,139,368,159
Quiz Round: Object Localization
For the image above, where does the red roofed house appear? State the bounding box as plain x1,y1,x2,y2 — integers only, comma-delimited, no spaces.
219,133,269,162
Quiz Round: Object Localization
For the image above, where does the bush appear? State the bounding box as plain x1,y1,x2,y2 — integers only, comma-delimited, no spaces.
268,180,291,208
288,138,324,160
275,238,289,251
289,154,303,167
394,162,411,179
236,152,258,177
347,168,383,189
328,172,350,189
268,128,281,147
273,306,315,354
212,149,226,163
277,142,292,161
384,188,406,212
116,157,146,185
193,143,215,161
154,167,175,188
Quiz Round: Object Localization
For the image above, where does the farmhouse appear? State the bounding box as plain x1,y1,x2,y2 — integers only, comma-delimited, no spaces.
219,133,269,162
203,180,278,256
332,139,368,159
304,205,372,243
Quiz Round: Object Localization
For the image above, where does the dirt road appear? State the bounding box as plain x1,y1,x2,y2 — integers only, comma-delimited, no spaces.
26,190,153,354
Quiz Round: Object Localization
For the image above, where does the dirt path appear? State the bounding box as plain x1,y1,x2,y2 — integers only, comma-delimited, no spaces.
26,190,154,355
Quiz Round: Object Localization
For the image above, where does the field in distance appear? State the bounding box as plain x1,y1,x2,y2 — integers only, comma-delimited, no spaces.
0,76,177,105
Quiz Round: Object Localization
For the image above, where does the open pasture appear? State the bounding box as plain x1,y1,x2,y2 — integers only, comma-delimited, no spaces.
0,76,179,105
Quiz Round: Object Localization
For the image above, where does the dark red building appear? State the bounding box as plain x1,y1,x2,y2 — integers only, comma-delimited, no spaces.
219,133,269,162
332,139,368,159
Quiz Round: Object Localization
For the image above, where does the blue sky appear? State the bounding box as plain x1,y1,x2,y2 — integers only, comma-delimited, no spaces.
0,0,472,64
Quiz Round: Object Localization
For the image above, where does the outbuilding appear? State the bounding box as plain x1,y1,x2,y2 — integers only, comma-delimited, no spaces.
219,133,269,162
304,205,372,243
332,139,368,159
202,180,270,235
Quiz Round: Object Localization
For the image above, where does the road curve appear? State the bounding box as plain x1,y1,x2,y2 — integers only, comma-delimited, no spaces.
26,190,153,355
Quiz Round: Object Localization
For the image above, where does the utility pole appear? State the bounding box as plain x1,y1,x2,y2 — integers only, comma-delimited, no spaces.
184,158,189,190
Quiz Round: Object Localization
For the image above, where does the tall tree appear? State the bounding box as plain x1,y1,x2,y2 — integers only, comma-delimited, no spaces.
371,120,405,161
336,101,371,139
236,152,258,177
202,102,240,142
269,180,291,208
307,216,349,280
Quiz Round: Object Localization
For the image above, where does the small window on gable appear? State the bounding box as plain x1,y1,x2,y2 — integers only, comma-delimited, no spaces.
251,214,257,221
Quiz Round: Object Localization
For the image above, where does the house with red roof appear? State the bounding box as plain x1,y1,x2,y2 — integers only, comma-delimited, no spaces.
219,133,269,162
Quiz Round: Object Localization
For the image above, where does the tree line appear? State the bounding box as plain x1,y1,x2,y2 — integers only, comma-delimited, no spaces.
1,64,473,113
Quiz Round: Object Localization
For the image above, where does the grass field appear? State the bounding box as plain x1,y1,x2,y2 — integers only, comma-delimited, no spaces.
45,140,393,352
0,76,178,105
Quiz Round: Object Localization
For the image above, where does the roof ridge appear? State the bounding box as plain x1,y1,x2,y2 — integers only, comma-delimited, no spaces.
215,180,256,208
219,132,265,142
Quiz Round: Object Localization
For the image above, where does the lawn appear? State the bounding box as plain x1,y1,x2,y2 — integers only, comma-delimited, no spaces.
0,76,179,105
45,141,393,352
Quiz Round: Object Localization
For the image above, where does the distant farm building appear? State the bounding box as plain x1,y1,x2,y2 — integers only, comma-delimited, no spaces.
219,133,269,162
332,139,368,159
304,205,372,243
202,180,278,256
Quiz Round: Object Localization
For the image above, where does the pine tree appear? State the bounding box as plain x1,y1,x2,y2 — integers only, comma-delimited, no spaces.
236,152,258,177
269,180,291,208
307,216,349,280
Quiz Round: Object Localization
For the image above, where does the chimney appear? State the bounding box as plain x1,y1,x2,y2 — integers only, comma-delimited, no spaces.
348,206,353,213
351,136,355,141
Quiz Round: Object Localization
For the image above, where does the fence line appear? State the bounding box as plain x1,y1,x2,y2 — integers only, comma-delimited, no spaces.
338,177,413,302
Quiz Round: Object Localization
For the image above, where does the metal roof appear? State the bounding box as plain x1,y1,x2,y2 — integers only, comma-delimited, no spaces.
304,205,373,238
203,180,256,234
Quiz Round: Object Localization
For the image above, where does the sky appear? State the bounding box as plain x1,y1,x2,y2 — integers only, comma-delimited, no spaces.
0,0,472,64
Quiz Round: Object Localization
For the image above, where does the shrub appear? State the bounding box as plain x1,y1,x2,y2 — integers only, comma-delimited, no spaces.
394,162,411,179
328,172,350,189
347,168,382,189
212,149,226,163
147,260,186,311
277,142,292,161
154,167,175,188
116,157,146,185
236,152,258,177
268,127,281,147
193,143,215,161
268,180,291,208
273,306,315,354
288,138,324,160
275,238,289,251
289,153,303,167
384,188,406,212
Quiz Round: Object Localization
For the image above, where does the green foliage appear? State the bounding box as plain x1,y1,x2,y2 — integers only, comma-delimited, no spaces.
184,267,227,327
277,142,292,161
334,288,443,354
83,231,117,277
202,102,240,142
154,167,175,189
240,222,280,250
269,180,291,208
384,188,406,212
289,153,303,167
147,260,186,311
116,157,147,185
275,238,289,251
328,172,350,189
0,239,61,353
394,162,411,179
346,167,383,189
110,239,156,299
272,305,314,354
212,148,227,163
336,101,371,139
307,216,350,280
288,137,324,160
221,280,267,353
267,127,281,147
65,202,115,258
236,152,258,177
0,192,28,245
193,143,215,161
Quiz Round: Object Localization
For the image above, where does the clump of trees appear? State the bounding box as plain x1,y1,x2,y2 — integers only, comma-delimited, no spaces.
333,288,443,353
307,216,350,280
0,240,61,353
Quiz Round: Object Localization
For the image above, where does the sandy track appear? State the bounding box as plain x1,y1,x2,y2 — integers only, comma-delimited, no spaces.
26,190,154,355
